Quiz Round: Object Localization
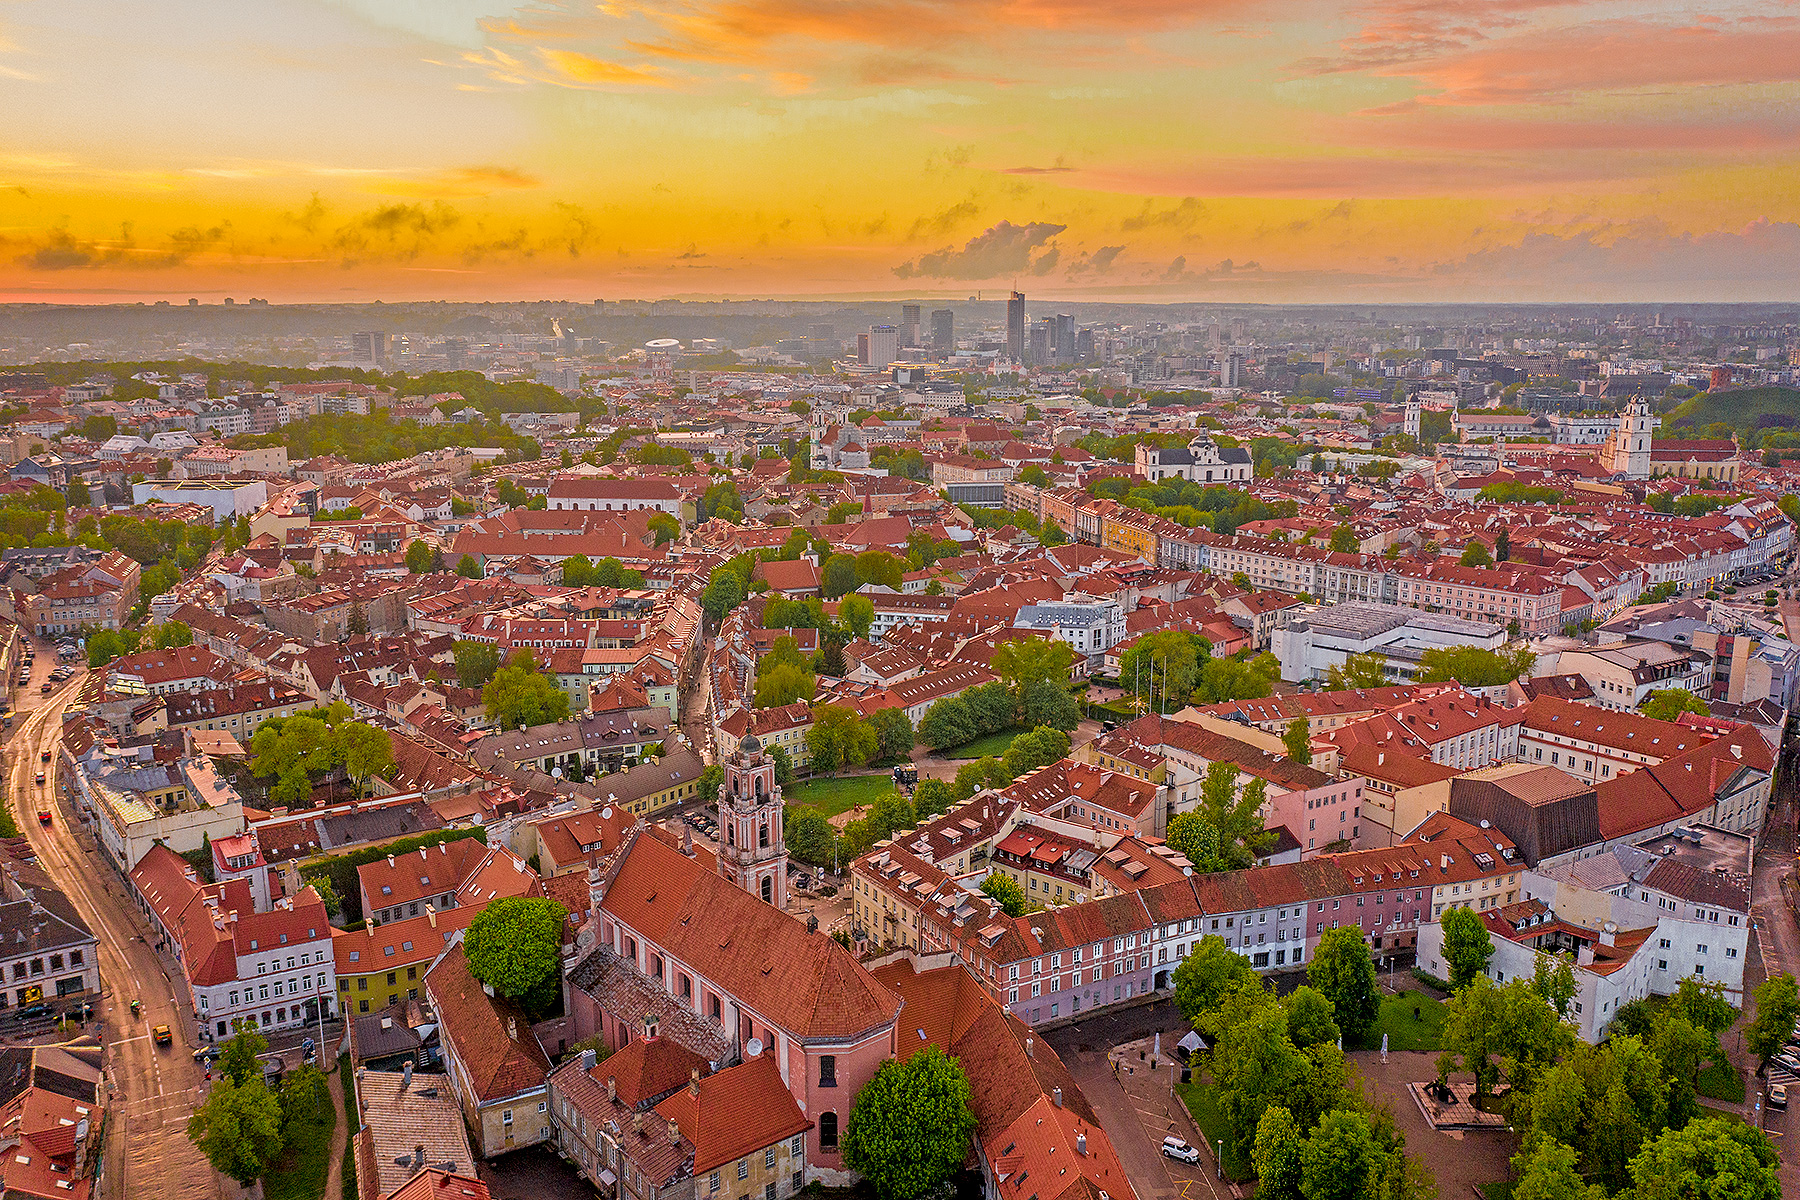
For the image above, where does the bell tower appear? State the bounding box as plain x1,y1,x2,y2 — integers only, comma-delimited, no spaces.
1610,393,1653,480
717,735,788,908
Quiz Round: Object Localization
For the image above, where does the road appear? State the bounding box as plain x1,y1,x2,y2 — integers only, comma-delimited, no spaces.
8,650,226,1200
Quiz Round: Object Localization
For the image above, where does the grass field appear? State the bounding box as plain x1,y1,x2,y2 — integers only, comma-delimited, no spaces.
784,773,898,818
942,728,1029,759
1367,989,1447,1052
1174,1077,1252,1181
265,1064,338,1200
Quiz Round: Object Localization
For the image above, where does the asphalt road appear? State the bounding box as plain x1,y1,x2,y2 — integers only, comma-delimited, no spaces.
9,653,226,1200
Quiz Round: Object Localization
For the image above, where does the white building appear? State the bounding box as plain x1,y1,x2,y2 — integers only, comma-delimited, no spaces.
1013,600,1127,668
543,477,682,514
1271,602,1506,684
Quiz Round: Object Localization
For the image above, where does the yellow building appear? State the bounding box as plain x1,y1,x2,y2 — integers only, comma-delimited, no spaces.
334,906,476,1015
1100,510,1159,565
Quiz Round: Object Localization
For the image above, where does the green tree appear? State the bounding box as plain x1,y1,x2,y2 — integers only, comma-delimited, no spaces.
785,808,838,867
868,707,915,764
754,661,817,708
1299,1109,1383,1200
346,598,369,636
697,764,724,805
840,593,875,640
1670,977,1739,1046
1000,725,1069,778
465,897,568,1015
821,553,859,599
1196,761,1274,869
218,1020,270,1087
854,551,905,590
1460,541,1493,568
1639,688,1708,723
452,640,501,689
1283,716,1313,765
1627,1117,1780,1200
279,1062,331,1129
1171,934,1256,1026
805,705,876,776
1530,952,1577,1018
1746,973,1800,1062
1440,905,1495,990
153,619,194,649
483,652,570,728
918,697,975,750
66,477,90,507
701,570,745,622
1284,985,1340,1051
1214,995,1310,1148
1119,630,1204,712
1510,1137,1602,1200
1253,1106,1304,1200
455,554,482,578
1414,645,1536,687
647,512,680,545
990,637,1079,695
405,539,434,574
338,721,394,799
1165,812,1220,872
1195,653,1281,704
981,872,1028,916
187,1076,285,1185
1020,678,1082,732
1326,652,1388,690
1495,526,1511,562
842,1045,979,1200
1438,977,1572,1100
913,778,955,818
1328,525,1358,553
80,413,118,442
1307,927,1379,1047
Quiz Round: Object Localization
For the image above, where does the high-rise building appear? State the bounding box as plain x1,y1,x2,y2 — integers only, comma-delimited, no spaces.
1220,351,1245,388
1055,314,1076,363
931,309,954,351
900,304,921,347
868,324,898,368
1029,323,1051,367
1007,292,1027,364
351,331,387,366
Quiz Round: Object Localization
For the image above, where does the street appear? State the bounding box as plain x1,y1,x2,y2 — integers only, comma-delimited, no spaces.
8,648,226,1200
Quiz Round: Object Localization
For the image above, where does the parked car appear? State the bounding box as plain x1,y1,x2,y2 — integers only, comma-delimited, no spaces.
34,773,44,786
1161,1138,1200,1165
16,1004,48,1022
1771,1083,1788,1110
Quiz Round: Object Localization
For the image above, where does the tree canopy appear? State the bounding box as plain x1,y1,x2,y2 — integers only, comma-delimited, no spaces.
464,896,569,1016
483,651,570,729
843,1046,979,1200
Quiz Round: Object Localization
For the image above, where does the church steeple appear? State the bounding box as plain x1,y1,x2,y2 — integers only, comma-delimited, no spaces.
716,735,788,908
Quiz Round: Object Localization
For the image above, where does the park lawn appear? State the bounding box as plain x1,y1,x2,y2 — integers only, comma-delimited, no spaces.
264,1068,338,1200
1368,989,1447,1053
783,774,897,819
943,728,1030,760
1174,1077,1253,1181
1697,1058,1746,1103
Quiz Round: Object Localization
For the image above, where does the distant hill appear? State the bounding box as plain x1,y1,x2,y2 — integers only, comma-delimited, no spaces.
1669,386,1800,435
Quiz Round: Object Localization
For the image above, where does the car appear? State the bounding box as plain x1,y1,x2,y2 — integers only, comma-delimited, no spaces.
193,1045,218,1063
36,811,49,825
1773,1051,1800,1073
33,773,44,786
39,682,51,694
39,750,49,762
16,1004,48,1022
1772,1083,1789,1110
1161,1137,1201,1165
152,1025,172,1047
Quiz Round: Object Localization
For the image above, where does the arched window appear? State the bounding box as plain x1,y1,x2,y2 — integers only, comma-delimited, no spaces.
759,823,770,849
762,875,773,903
819,1113,838,1149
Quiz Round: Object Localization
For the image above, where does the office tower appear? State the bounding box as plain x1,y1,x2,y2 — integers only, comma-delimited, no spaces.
857,333,871,364
1076,329,1094,361
931,309,954,351
1220,351,1244,388
1056,314,1076,363
1029,323,1050,367
868,324,899,368
351,331,387,366
1007,291,1026,364
901,304,921,347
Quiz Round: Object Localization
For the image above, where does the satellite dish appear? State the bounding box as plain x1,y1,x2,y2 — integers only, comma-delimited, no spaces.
600,806,613,819
552,768,563,779
745,1037,764,1058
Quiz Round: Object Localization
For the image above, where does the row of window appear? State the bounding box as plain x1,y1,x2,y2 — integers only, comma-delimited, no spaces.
8,949,81,979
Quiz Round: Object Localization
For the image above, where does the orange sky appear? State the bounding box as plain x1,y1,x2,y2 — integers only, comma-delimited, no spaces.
1,0,1796,302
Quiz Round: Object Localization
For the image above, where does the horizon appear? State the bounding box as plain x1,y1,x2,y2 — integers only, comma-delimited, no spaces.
1,1,1796,304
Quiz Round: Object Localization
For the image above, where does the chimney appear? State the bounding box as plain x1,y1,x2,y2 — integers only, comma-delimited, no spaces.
386,854,396,868
1052,1087,1062,1107
1077,1133,1087,1156
581,1047,597,1071
633,1112,645,1135
427,906,437,929
644,1014,660,1041
1600,921,1616,947
507,1016,518,1042
413,1145,425,1170
1024,1037,1033,1058
607,1075,617,1102
1440,854,1450,871
668,1118,681,1146
1577,943,1595,967
689,1068,701,1098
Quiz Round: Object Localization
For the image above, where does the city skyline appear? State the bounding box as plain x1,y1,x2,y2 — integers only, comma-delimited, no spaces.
1,0,1797,303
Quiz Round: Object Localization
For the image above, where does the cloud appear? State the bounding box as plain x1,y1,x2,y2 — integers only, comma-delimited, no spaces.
1427,218,1800,295
537,48,668,88
1162,256,1266,283
1121,198,1205,231
904,198,981,242
893,219,1065,278
1066,244,1125,275
11,222,229,271
452,165,541,188
1004,160,1076,175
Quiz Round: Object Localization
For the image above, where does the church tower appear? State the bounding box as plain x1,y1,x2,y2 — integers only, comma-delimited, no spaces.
1403,393,1421,439
1610,393,1653,480
717,735,788,909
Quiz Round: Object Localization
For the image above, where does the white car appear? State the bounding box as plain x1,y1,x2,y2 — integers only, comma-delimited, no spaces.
1161,1137,1200,1165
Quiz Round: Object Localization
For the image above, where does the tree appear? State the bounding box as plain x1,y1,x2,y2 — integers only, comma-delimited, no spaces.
1000,725,1069,779
981,872,1028,916
1438,977,1572,1100
701,570,744,622
1510,1137,1600,1200
754,661,817,708
153,619,194,649
1195,761,1274,870
1119,630,1203,713
1530,952,1576,1018
805,705,876,776
868,708,915,764
455,554,482,578
1284,985,1340,1050
1460,541,1493,568
1020,678,1082,732
279,1062,331,1129
405,539,434,574
1415,645,1536,687
1440,905,1495,990
697,764,724,805
1328,525,1358,553
1283,716,1313,765
66,477,90,507
855,551,905,590
913,778,955,819
786,808,838,867
1627,1117,1780,1200
452,640,501,689
1746,973,1800,1062
1670,977,1738,1046
346,598,369,636
918,697,975,750
647,512,680,545
1254,1106,1304,1200
1171,934,1256,1026
1213,994,1311,1147
338,722,394,799
1299,1109,1383,1200
483,652,570,728
187,1076,285,1185
465,897,568,1016
1308,927,1379,1047
1165,812,1220,872
1639,688,1708,723
843,1045,979,1200
990,637,1079,695
1495,526,1511,562
821,553,859,599
1326,652,1388,690
840,594,875,641
218,1020,270,1087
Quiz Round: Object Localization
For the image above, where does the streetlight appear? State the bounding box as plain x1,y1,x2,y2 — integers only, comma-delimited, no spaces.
1216,1139,1224,1181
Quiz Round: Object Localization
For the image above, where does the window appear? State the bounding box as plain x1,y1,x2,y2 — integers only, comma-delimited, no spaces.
738,1160,750,1181
819,1055,836,1087
820,1113,838,1149
792,1136,804,1156
766,1148,777,1169
710,1174,722,1194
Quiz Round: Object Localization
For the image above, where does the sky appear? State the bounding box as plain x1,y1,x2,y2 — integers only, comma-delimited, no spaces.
0,0,1796,303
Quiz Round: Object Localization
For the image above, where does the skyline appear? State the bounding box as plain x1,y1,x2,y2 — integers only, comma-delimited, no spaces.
2,0,1797,303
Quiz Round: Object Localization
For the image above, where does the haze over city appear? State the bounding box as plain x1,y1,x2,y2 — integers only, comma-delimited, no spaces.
2,0,1798,302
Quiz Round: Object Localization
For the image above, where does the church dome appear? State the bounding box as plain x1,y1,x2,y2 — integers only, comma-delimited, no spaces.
740,733,762,755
